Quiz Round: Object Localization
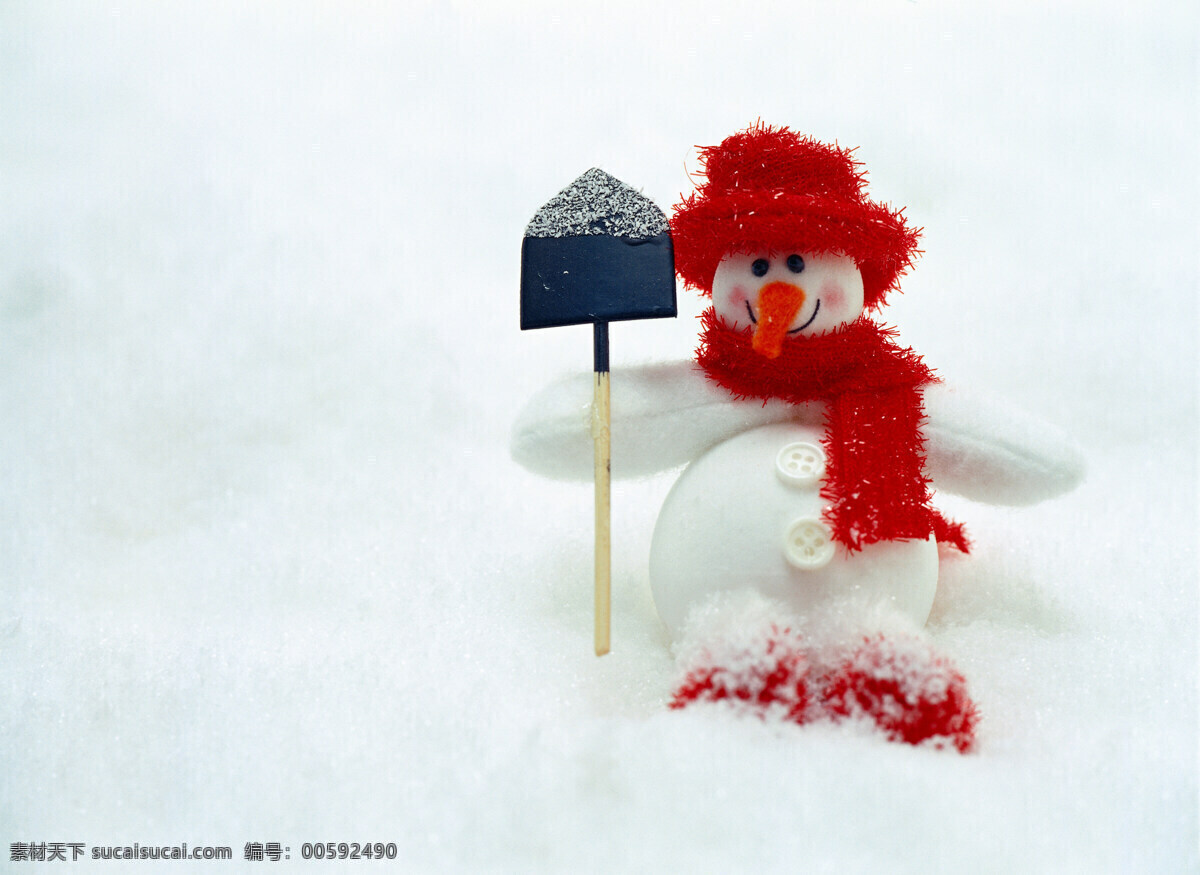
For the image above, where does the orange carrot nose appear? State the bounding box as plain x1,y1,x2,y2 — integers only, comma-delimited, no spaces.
751,281,806,359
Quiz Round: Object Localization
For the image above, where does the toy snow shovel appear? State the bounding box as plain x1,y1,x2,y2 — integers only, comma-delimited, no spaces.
520,168,676,655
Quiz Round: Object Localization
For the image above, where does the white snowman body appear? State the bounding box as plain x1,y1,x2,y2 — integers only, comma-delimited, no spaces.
511,240,1084,642
646,249,942,635
648,420,939,637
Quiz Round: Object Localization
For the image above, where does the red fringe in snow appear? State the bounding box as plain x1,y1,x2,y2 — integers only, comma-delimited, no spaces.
669,628,811,724
670,630,980,753
697,311,967,552
671,123,921,309
821,634,979,753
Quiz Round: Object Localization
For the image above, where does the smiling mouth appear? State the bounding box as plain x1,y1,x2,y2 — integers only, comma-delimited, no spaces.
746,299,821,334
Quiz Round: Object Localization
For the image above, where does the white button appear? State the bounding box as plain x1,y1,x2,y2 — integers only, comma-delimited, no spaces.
783,517,836,570
775,441,825,486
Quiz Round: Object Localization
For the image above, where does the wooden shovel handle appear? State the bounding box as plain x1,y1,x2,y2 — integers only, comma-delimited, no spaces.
592,370,612,656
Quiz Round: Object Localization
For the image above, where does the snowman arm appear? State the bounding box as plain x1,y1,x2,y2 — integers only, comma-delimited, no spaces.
511,360,810,481
922,382,1086,505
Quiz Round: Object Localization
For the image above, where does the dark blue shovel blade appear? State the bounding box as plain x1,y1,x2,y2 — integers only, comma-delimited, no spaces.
520,231,676,330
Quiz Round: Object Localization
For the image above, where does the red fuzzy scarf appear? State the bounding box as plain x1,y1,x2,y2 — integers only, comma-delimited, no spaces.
696,309,968,552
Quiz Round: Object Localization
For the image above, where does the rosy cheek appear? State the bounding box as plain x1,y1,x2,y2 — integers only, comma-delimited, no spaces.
819,280,845,313
728,285,748,307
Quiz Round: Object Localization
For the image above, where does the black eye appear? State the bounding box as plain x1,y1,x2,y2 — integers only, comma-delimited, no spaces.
786,254,805,273
751,259,769,277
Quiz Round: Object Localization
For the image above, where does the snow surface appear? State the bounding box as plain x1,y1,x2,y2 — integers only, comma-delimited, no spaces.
2,1,1196,871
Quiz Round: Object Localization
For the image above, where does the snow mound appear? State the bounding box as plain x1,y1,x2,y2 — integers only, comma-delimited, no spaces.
524,168,669,240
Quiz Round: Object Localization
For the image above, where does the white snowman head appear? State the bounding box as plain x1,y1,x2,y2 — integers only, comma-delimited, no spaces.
711,250,866,358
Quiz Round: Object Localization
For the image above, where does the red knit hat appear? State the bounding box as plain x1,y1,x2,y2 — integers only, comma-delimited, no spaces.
671,124,921,309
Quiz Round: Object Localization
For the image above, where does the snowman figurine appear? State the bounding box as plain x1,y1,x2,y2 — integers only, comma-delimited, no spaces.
513,125,1084,751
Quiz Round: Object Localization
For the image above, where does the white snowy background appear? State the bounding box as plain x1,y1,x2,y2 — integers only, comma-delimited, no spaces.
2,1,1196,871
